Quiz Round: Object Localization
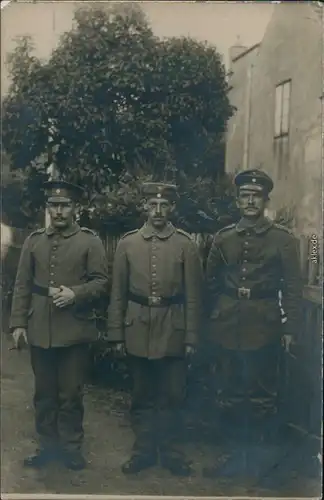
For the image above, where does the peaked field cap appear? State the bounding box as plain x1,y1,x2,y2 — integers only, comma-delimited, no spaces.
44,180,84,201
234,169,274,194
141,182,178,201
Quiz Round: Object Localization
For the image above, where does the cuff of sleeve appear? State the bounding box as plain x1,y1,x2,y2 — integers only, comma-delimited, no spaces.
107,328,125,343
185,332,197,346
70,286,86,304
10,320,27,330
282,322,295,337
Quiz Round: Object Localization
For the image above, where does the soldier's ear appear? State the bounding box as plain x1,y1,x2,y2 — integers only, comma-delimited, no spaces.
170,202,176,213
73,202,81,219
142,198,149,212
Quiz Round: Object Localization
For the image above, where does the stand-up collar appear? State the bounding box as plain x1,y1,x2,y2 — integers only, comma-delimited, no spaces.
140,222,176,240
236,216,273,234
46,223,81,238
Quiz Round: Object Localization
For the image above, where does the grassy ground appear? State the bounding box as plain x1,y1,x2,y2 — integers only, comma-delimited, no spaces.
1,332,321,497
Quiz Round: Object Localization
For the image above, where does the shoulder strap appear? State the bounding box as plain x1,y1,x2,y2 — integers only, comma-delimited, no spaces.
217,223,236,235
80,227,98,237
176,228,193,240
120,229,139,240
29,228,46,237
273,223,292,235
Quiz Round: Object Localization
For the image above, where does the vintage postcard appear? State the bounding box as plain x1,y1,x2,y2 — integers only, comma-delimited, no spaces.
1,1,322,499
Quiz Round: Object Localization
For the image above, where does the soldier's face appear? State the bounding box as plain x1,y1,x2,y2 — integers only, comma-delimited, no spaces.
47,200,77,229
237,188,267,219
145,197,174,228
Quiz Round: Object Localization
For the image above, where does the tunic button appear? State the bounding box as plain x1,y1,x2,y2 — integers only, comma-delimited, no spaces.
152,291,156,295
152,255,156,259
243,260,247,263
242,277,246,281
50,273,54,276
244,242,249,246
50,281,55,285
242,268,247,272
152,264,156,268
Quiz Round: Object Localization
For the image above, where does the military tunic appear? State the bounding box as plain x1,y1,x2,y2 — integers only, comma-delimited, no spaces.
108,222,202,358
9,223,110,453
206,217,302,351
10,223,109,348
108,222,202,458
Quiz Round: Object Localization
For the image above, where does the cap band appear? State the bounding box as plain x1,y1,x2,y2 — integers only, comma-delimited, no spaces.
239,183,264,192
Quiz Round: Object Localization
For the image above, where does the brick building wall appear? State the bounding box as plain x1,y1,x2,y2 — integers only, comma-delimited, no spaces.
225,3,323,237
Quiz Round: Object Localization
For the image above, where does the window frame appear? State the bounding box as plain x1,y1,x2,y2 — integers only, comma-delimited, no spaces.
274,79,292,139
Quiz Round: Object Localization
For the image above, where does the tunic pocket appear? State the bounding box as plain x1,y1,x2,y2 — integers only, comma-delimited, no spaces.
264,302,281,324
124,301,140,327
171,305,185,330
210,295,237,321
124,317,134,327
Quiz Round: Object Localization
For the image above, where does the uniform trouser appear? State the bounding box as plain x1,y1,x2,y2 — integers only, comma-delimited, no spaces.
30,343,89,453
217,342,280,396
129,355,187,459
216,342,281,442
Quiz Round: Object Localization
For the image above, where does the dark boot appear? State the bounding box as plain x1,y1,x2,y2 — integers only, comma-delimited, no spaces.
62,450,86,471
23,447,59,468
121,452,157,474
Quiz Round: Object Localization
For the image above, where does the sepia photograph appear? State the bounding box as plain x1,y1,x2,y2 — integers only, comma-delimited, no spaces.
1,1,322,498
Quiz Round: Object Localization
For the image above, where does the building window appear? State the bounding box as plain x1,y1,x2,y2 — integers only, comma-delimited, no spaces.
274,80,291,179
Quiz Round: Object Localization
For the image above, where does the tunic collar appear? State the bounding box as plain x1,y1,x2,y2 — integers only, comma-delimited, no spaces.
236,216,273,234
140,222,176,240
46,223,81,238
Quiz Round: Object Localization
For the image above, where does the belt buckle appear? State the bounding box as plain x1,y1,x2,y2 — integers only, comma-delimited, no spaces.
148,296,162,306
238,287,251,299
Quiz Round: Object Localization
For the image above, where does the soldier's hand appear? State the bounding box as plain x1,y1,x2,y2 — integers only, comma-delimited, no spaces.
53,286,76,308
113,342,126,357
11,328,28,350
282,334,293,353
185,344,196,357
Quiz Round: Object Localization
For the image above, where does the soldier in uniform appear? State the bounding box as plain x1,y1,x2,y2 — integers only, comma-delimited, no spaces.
205,169,302,462
108,182,202,476
10,180,109,470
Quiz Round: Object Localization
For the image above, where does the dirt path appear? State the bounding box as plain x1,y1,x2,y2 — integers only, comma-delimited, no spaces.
1,333,320,497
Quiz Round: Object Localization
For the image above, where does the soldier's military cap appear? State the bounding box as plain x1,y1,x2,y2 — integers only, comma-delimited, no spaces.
44,180,84,203
141,182,178,202
234,169,274,194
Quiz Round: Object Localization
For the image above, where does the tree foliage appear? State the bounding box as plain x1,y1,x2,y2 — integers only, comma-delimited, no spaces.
2,3,235,231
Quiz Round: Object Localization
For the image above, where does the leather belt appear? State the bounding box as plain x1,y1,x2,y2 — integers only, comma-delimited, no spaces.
128,291,185,307
224,287,279,300
32,283,61,297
